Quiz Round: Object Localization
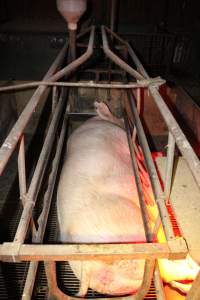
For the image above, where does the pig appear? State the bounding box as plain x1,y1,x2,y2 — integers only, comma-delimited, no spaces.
57,101,146,296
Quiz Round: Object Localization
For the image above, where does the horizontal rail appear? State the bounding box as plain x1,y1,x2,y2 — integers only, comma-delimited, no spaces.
0,238,187,262
0,78,165,92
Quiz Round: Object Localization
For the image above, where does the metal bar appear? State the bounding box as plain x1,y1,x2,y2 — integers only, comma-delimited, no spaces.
14,91,66,244
0,41,68,176
124,113,153,242
126,40,200,190
22,107,69,300
154,264,166,300
52,86,58,113
0,26,94,176
164,132,175,202
49,26,95,83
68,29,77,62
133,259,155,300
0,80,164,92
44,260,154,300
18,135,26,204
101,26,144,81
186,271,200,300
126,91,175,241
13,28,95,245
0,239,187,262
133,88,141,142
150,86,200,190
110,0,118,32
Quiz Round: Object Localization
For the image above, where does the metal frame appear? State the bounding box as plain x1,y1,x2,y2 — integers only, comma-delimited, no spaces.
0,25,199,300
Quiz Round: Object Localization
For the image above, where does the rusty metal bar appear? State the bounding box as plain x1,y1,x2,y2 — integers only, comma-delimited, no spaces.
0,26,94,177
45,260,154,300
154,264,166,300
13,28,95,245
18,135,27,204
13,89,66,244
0,79,165,92
125,35,200,190
22,106,69,300
0,42,68,176
164,132,175,202
0,238,187,262
110,0,118,32
101,26,144,81
124,113,153,242
149,86,200,190
126,91,175,241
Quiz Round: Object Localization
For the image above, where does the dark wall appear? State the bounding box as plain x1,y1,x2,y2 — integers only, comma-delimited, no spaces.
1,0,200,30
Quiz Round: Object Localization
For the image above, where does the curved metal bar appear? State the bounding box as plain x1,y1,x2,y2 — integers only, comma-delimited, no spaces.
13,27,95,245
101,26,144,81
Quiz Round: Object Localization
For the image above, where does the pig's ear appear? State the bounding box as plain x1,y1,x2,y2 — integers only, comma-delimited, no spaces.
94,101,124,128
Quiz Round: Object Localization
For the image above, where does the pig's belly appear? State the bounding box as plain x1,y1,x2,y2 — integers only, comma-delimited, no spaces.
57,119,146,295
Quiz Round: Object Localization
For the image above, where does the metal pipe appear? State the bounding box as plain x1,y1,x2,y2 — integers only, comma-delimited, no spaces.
110,0,118,32
164,132,175,202
22,107,69,300
13,28,95,245
14,91,66,245
49,26,95,82
101,26,144,81
68,29,77,62
149,86,200,190
125,38,200,190
126,91,175,241
0,80,164,92
0,26,94,176
45,260,154,300
154,264,166,300
124,113,153,242
0,239,188,262
0,41,68,176
18,135,26,205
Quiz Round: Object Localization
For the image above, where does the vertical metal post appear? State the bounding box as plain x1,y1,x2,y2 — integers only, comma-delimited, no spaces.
110,0,118,32
18,135,26,205
164,132,175,203
154,264,166,300
133,88,141,142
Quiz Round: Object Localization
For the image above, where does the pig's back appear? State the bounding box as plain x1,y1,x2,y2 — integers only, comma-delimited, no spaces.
57,118,145,243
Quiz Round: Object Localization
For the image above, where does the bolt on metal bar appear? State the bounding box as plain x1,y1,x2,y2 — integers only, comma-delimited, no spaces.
126,91,175,241
164,132,175,202
101,26,144,81
18,135,27,204
22,107,69,300
13,28,95,245
0,41,68,176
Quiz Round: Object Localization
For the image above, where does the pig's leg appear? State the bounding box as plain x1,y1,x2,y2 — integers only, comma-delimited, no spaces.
94,101,124,128
75,261,91,297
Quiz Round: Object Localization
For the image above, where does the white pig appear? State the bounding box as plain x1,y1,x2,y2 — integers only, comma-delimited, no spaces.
57,101,146,296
